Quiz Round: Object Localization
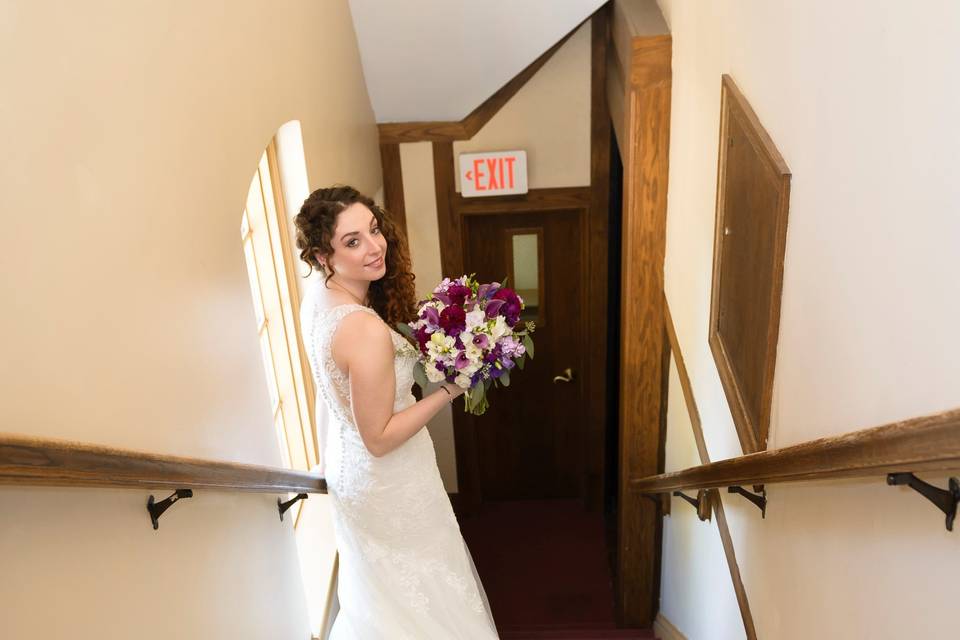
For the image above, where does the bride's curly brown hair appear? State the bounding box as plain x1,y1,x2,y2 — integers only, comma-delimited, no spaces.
293,185,418,328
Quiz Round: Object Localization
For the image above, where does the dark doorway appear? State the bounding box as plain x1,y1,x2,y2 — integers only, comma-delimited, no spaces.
604,128,624,582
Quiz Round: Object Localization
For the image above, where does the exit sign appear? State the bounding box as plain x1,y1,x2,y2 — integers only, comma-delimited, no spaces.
458,150,528,197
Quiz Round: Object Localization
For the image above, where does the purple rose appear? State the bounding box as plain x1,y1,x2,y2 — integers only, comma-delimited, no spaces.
492,287,523,326
439,304,466,335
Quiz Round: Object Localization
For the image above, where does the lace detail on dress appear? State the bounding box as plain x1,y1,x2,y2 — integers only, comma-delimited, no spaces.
300,296,497,637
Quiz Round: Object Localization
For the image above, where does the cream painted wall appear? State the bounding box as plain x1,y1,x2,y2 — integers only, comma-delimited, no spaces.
655,0,960,638
398,21,592,493
402,143,445,301
0,1,381,638
661,359,745,640
453,21,592,192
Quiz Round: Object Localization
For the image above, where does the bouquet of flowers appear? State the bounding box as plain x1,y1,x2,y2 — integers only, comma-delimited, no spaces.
395,274,535,415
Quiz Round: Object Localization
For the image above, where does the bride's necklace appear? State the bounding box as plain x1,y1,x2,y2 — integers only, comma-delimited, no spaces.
329,278,369,307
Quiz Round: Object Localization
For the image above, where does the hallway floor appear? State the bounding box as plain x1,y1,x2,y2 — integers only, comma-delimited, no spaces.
458,499,656,639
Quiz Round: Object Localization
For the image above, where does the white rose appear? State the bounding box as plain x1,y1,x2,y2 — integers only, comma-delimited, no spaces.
464,342,482,360
455,373,472,388
465,307,485,330
430,332,455,349
490,316,508,339
426,366,446,383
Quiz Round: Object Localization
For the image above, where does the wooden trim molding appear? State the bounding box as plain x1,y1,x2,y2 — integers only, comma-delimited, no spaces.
653,612,688,640
265,139,319,470
318,552,340,640
378,16,590,144
632,406,960,493
663,297,758,640
432,141,465,276
615,21,672,630
711,491,758,639
664,300,708,463
454,187,591,215
379,142,407,236
0,433,327,493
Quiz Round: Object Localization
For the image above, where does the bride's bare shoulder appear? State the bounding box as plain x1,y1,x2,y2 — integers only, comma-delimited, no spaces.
331,307,391,370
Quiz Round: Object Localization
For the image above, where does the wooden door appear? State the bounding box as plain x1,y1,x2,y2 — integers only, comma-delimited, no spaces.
463,208,586,500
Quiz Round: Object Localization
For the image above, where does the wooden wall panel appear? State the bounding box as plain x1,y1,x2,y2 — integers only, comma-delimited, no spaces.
709,74,791,454
616,37,672,626
379,142,406,236
432,141,465,277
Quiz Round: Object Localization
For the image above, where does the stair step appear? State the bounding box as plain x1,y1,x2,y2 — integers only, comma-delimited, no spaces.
499,628,657,639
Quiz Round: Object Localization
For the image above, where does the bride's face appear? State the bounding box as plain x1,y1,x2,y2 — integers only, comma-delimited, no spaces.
320,202,388,281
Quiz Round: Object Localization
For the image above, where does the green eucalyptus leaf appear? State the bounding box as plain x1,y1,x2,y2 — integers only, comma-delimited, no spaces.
500,370,510,387
516,356,525,370
395,322,414,339
413,362,429,391
523,335,535,359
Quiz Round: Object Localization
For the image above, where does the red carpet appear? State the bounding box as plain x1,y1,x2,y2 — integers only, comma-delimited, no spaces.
458,499,656,639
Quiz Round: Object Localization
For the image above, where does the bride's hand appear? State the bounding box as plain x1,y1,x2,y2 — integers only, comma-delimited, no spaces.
440,382,467,399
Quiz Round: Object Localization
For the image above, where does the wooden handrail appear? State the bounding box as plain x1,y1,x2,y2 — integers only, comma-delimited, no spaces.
631,408,960,493
0,433,327,493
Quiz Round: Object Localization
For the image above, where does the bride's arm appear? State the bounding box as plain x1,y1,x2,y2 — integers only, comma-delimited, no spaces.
336,312,465,458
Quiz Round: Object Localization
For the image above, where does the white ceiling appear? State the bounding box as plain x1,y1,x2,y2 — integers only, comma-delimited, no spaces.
347,0,606,123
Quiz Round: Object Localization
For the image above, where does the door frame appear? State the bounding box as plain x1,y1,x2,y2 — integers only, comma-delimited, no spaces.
431,11,613,517
440,190,601,510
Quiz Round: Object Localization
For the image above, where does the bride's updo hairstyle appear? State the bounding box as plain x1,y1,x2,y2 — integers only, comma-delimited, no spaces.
294,185,418,327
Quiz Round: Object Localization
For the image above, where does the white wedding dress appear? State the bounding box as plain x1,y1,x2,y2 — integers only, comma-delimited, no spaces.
300,288,499,639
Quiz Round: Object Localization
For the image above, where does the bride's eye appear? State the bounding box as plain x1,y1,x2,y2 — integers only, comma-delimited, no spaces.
371,226,381,235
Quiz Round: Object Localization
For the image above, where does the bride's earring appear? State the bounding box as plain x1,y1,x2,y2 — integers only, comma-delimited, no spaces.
316,251,331,273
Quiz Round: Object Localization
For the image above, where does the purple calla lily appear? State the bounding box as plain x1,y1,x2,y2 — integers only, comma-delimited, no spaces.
484,298,506,319
422,306,440,328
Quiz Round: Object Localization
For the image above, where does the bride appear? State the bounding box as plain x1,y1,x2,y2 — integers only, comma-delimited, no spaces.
295,185,499,639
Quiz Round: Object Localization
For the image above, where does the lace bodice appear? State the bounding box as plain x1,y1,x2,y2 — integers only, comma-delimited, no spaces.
308,302,421,427
299,291,498,638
